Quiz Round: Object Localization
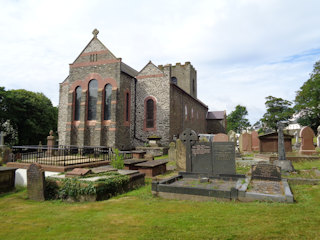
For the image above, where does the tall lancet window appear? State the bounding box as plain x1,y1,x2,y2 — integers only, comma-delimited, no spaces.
74,86,82,121
104,84,112,120
87,79,98,120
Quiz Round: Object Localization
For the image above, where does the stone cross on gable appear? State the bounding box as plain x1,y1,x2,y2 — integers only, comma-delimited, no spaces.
92,28,99,38
180,128,198,172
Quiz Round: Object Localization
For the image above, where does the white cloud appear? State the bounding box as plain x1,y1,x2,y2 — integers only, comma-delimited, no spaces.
1,0,320,125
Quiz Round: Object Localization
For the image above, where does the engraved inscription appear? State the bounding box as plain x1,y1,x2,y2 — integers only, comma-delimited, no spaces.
251,164,281,181
192,145,211,156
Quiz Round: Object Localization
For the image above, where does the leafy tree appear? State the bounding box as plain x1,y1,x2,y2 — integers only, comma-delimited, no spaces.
294,60,320,132
1,88,58,145
260,96,294,131
226,105,251,133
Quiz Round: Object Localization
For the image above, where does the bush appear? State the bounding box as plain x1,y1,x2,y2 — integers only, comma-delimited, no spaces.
111,149,124,169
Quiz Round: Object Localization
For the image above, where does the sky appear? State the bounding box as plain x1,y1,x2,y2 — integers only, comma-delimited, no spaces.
1,0,320,124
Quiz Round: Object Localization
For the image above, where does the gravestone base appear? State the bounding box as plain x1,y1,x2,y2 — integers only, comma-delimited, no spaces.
299,150,317,155
273,160,295,172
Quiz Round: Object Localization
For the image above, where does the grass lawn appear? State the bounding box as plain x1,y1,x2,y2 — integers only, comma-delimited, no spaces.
1,180,320,240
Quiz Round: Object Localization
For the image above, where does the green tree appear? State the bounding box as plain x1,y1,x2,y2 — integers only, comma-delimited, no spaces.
294,60,320,132
1,88,58,145
226,105,250,133
260,96,294,131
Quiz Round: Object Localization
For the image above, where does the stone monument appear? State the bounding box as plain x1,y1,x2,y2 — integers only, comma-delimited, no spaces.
213,133,228,142
299,126,316,155
47,130,55,156
27,163,45,201
251,130,260,151
273,122,294,172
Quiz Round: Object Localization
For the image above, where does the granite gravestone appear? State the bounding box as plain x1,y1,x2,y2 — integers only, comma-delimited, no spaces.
251,163,281,181
180,129,198,172
239,132,252,152
189,141,236,176
27,163,45,201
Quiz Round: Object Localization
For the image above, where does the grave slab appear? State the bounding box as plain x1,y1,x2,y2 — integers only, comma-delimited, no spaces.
251,163,281,181
66,168,91,177
91,166,117,174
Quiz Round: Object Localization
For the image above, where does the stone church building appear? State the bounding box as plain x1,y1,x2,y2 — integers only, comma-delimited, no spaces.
58,29,224,149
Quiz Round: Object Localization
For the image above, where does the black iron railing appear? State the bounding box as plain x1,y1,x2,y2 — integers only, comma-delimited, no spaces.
11,145,132,166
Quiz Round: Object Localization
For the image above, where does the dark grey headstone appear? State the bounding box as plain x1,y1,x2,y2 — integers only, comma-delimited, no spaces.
251,163,281,181
212,142,236,176
180,128,198,172
27,163,45,201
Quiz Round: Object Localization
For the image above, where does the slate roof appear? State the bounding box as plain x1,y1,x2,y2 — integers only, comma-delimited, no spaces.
120,62,139,77
206,111,225,120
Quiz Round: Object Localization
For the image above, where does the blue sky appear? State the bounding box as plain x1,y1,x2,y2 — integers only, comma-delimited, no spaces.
1,0,320,124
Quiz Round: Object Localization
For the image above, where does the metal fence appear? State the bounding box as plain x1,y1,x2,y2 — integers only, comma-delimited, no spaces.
11,145,132,166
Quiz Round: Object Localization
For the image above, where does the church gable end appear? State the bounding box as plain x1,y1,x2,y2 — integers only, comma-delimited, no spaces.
136,61,164,79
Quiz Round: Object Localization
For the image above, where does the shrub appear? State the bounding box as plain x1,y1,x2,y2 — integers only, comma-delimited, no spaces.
111,148,124,169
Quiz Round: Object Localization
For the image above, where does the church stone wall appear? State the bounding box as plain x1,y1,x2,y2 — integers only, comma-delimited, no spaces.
57,79,70,146
170,84,207,137
134,63,170,146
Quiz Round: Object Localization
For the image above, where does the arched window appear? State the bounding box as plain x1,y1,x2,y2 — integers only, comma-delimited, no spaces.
146,99,154,128
104,84,112,120
144,97,156,130
185,105,188,120
171,76,177,85
87,79,98,120
191,108,194,119
74,86,82,121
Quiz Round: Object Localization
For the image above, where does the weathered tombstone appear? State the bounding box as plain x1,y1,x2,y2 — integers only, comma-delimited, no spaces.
2,148,12,164
180,129,198,172
176,139,186,170
251,130,260,151
317,126,320,148
251,163,281,181
299,126,316,155
227,130,236,143
27,163,45,201
213,133,228,142
274,122,294,172
239,132,252,152
168,142,176,163
293,130,300,149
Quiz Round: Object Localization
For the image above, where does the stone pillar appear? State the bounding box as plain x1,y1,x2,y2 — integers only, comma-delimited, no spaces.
46,130,55,156
274,122,294,172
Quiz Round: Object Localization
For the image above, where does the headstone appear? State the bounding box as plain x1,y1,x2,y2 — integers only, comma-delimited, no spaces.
27,163,45,201
66,168,91,177
251,163,281,181
299,126,316,154
213,133,228,142
227,130,236,143
274,122,294,172
180,128,198,172
168,142,177,163
251,130,260,151
190,141,236,176
294,130,300,149
176,139,186,170
239,132,252,152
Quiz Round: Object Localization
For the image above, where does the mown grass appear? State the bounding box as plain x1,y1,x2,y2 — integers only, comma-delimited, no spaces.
0,179,320,240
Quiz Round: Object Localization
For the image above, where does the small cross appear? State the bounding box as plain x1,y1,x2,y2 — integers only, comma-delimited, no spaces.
92,28,99,38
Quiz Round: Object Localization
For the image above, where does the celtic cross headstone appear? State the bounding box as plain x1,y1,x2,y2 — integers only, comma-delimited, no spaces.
180,129,198,172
